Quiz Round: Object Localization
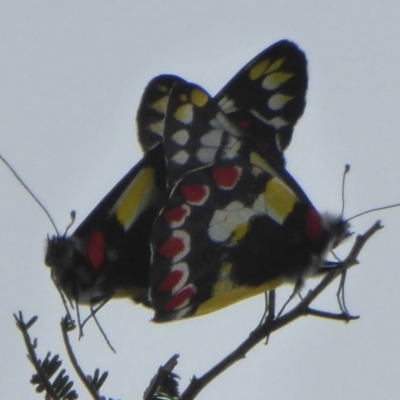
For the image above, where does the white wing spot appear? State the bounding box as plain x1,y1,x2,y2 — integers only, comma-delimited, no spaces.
250,109,288,129
218,96,238,114
208,202,257,242
196,147,218,164
172,150,189,165
268,94,293,111
172,129,189,145
149,120,165,135
200,129,223,147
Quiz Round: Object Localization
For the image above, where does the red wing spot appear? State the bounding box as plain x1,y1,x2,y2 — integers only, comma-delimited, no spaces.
158,269,183,292
159,236,184,259
180,185,208,205
239,120,250,130
164,285,196,312
212,166,240,189
87,231,104,270
305,208,322,241
261,142,271,149
164,206,189,224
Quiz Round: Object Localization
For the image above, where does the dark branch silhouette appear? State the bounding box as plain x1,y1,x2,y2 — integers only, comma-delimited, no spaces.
179,221,382,399
15,312,112,400
15,222,382,400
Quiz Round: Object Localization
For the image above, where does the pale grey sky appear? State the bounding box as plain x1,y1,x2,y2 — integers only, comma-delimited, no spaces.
2,1,400,399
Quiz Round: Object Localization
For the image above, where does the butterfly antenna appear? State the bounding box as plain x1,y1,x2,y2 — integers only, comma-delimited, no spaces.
340,164,351,218
0,154,60,236
347,203,400,222
340,164,400,221
63,210,76,238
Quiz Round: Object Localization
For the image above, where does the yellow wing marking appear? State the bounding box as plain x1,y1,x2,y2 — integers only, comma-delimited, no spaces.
195,262,282,316
113,167,157,230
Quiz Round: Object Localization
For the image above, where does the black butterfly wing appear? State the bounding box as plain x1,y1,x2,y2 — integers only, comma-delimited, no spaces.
215,39,307,167
46,146,166,305
150,82,323,322
47,40,308,308
137,40,307,167
47,76,182,305
137,75,185,152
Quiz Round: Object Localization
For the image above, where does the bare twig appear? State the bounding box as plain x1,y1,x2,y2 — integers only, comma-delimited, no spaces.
16,222,382,400
60,316,108,400
179,221,382,399
305,308,359,321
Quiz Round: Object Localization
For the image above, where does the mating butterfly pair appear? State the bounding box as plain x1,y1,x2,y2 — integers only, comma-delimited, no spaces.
45,40,349,322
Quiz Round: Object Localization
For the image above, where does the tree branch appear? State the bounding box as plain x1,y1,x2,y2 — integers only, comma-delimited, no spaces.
179,221,382,399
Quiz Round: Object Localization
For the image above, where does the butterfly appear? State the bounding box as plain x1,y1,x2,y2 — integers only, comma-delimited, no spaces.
148,81,349,322
44,40,310,314
137,39,307,169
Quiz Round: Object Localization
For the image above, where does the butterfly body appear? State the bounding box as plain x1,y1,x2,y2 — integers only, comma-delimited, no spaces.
45,145,166,305
149,82,349,321
44,40,334,320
